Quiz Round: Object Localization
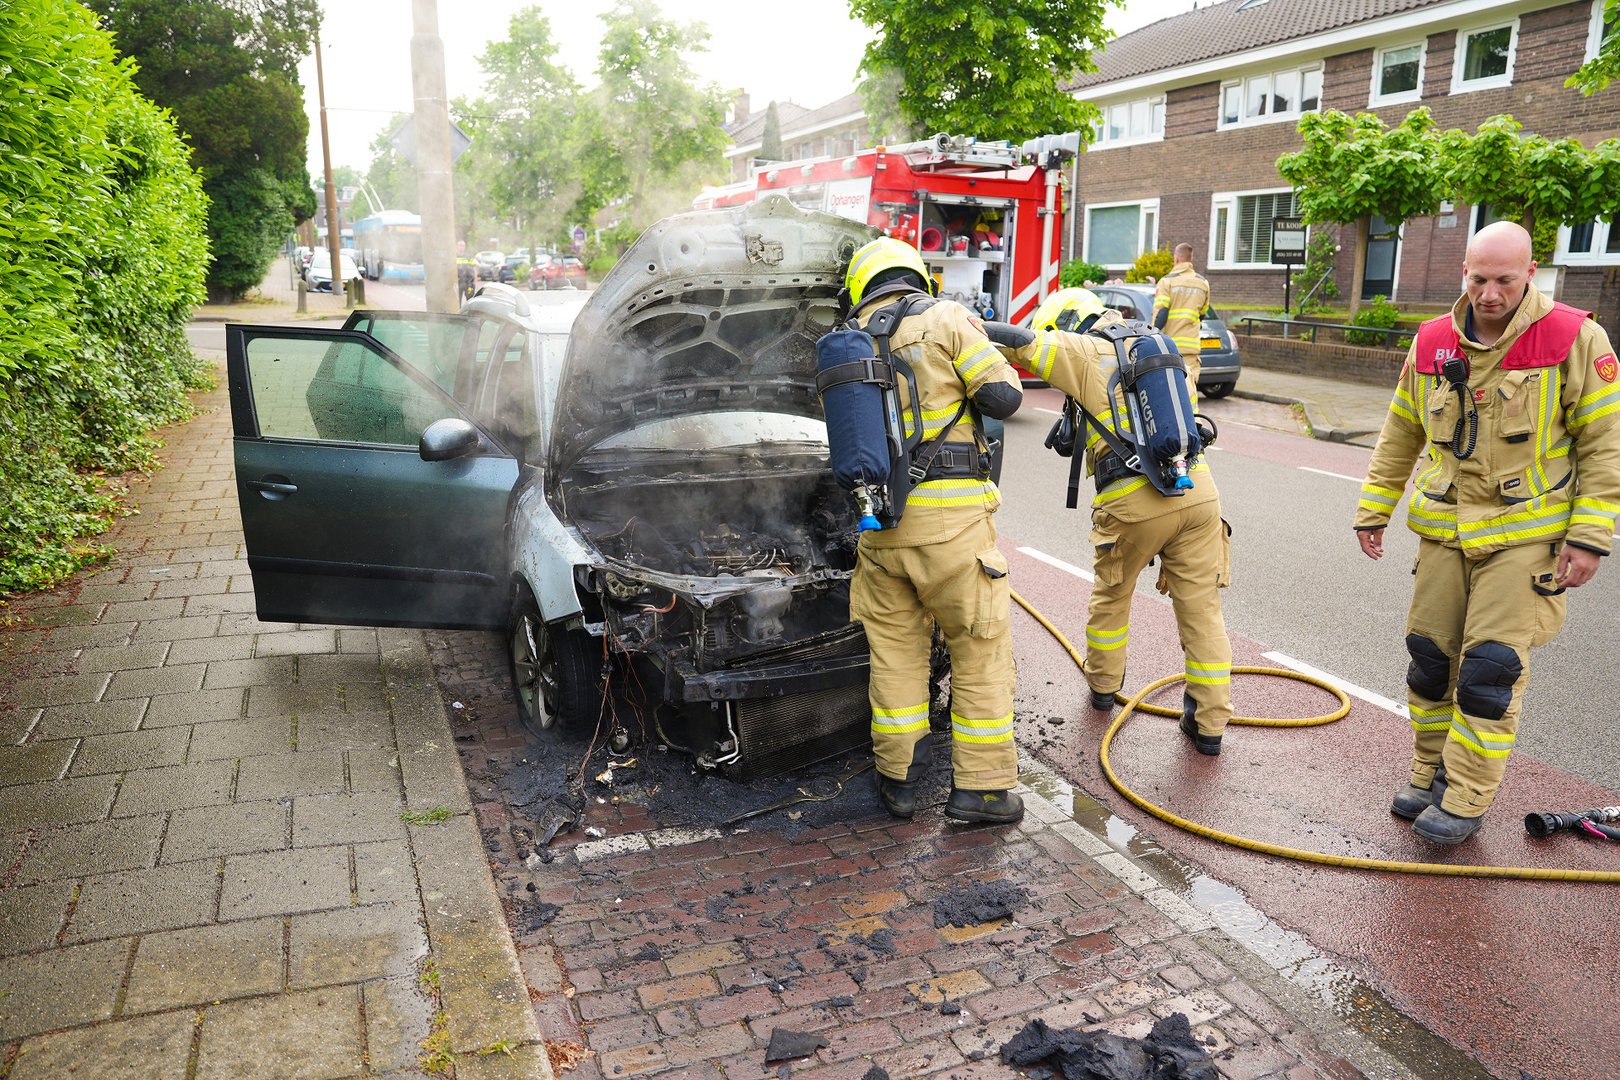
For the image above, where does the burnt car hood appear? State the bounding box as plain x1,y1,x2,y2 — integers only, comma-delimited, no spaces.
548,196,876,474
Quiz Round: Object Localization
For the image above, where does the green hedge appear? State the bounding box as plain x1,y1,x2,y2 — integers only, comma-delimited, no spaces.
0,0,211,594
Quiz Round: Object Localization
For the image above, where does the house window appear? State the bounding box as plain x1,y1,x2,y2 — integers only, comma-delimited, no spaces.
1452,23,1516,92
1091,95,1166,148
1557,218,1620,264
1085,200,1160,268
1586,0,1618,64
1371,43,1425,104
1209,190,1300,266
1219,64,1322,128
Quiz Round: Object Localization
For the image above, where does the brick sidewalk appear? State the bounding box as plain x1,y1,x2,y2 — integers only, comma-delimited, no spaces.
432,631,1433,1080
0,360,550,1079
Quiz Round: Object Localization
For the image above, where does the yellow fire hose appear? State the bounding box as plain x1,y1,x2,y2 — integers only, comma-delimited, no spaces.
1011,589,1620,883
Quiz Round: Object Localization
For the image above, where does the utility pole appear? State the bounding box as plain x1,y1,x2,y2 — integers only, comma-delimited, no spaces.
411,0,457,313
314,34,345,302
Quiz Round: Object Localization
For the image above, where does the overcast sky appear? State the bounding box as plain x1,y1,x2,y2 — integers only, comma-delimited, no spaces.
298,0,1203,178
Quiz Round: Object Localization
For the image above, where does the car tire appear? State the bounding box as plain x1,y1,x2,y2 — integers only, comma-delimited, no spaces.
509,588,603,734
1201,381,1234,400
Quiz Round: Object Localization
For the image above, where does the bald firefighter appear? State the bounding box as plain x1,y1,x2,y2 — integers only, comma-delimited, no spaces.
1356,221,1620,844
993,289,1233,753
1153,243,1211,394
839,238,1026,823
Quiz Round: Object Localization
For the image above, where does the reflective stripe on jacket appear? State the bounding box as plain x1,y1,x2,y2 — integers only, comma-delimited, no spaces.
853,293,1021,547
1356,284,1620,556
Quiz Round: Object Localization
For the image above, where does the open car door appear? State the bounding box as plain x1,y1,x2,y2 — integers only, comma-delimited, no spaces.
226,320,516,630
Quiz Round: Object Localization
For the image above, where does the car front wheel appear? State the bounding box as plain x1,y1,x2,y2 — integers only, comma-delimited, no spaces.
509,588,603,734
1201,381,1234,400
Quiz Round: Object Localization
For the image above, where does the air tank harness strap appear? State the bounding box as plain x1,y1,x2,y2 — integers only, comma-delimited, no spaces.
1062,400,1142,510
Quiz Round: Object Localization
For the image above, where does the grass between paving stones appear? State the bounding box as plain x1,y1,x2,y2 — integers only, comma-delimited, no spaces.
475,1038,518,1056
419,1012,453,1074
401,807,454,826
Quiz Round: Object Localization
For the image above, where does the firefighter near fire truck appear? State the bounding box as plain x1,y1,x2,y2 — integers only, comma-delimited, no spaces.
819,237,1026,824
1355,221,1620,845
991,287,1233,754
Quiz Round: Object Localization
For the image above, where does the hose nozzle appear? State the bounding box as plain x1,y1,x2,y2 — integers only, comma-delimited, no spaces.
1525,806,1620,838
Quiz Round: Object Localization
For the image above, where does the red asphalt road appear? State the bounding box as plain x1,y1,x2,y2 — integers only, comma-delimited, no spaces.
1004,541,1620,1080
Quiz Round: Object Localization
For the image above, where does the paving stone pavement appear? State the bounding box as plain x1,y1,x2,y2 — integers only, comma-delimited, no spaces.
430,630,1440,1080
0,358,550,1079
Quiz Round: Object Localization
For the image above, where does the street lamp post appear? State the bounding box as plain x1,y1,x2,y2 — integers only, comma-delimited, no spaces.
314,34,345,305
411,0,457,313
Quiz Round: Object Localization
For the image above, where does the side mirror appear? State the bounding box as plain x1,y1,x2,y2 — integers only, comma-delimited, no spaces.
420,418,481,462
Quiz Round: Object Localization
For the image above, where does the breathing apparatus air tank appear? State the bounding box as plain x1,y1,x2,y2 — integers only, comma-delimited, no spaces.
1114,328,1202,492
816,324,903,531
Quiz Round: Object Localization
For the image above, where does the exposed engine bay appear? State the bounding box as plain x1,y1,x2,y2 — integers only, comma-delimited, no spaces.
561,448,861,671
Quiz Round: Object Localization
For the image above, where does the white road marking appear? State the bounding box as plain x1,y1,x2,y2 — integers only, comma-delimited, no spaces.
1261,650,1409,719
1031,407,1064,416
1298,466,1362,482
1016,546,1094,582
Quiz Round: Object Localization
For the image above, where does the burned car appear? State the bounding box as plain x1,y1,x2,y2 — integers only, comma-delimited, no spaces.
226,197,879,776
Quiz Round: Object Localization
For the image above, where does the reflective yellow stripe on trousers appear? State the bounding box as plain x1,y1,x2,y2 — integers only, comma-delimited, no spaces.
871,702,929,735
951,711,1014,744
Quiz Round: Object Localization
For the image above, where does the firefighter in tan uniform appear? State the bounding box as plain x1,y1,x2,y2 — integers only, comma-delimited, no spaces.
1152,244,1211,393
996,288,1233,753
1356,222,1620,844
841,238,1027,823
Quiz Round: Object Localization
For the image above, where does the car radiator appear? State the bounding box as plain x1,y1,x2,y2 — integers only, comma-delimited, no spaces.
731,681,870,779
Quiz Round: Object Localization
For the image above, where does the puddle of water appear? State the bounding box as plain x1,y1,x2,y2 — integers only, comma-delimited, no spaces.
1022,771,1493,1080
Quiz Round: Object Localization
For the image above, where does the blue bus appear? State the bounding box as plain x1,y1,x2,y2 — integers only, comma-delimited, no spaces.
352,210,424,282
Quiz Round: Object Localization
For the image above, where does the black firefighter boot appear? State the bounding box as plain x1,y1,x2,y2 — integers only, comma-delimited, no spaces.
1089,685,1117,712
1412,802,1484,845
945,788,1024,824
1179,694,1222,756
1391,767,1449,821
875,773,916,819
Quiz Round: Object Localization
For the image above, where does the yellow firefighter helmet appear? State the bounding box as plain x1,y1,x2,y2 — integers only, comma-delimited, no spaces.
1030,287,1108,333
845,236,937,306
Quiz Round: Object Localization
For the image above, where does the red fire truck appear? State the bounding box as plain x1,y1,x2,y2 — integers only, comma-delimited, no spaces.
696,133,1079,328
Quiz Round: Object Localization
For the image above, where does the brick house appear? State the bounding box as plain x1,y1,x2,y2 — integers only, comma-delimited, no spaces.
723,93,888,182
1067,0,1620,321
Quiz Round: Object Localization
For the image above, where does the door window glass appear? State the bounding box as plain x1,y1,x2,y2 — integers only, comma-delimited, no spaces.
357,317,471,401
247,336,450,447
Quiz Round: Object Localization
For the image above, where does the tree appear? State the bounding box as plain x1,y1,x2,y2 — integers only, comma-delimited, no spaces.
2,0,209,590
1438,115,1618,263
1568,0,1619,93
847,0,1120,143
760,100,783,161
86,0,321,299
1277,108,1445,317
468,8,586,253
585,0,730,233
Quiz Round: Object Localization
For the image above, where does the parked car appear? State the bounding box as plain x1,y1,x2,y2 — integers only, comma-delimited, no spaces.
536,255,587,290
527,252,554,290
474,250,506,282
305,248,359,292
1088,283,1242,399
223,197,883,778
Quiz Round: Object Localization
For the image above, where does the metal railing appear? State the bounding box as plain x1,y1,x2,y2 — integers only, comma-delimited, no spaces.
1238,315,1412,350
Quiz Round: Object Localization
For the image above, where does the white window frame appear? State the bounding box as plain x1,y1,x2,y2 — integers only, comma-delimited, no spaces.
1450,20,1518,94
1089,94,1166,150
1587,0,1617,64
1556,219,1620,265
1208,187,1299,269
1369,41,1426,106
1217,63,1323,129
1083,199,1161,269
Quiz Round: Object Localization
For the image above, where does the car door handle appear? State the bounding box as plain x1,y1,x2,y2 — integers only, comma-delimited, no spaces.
246,479,298,497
